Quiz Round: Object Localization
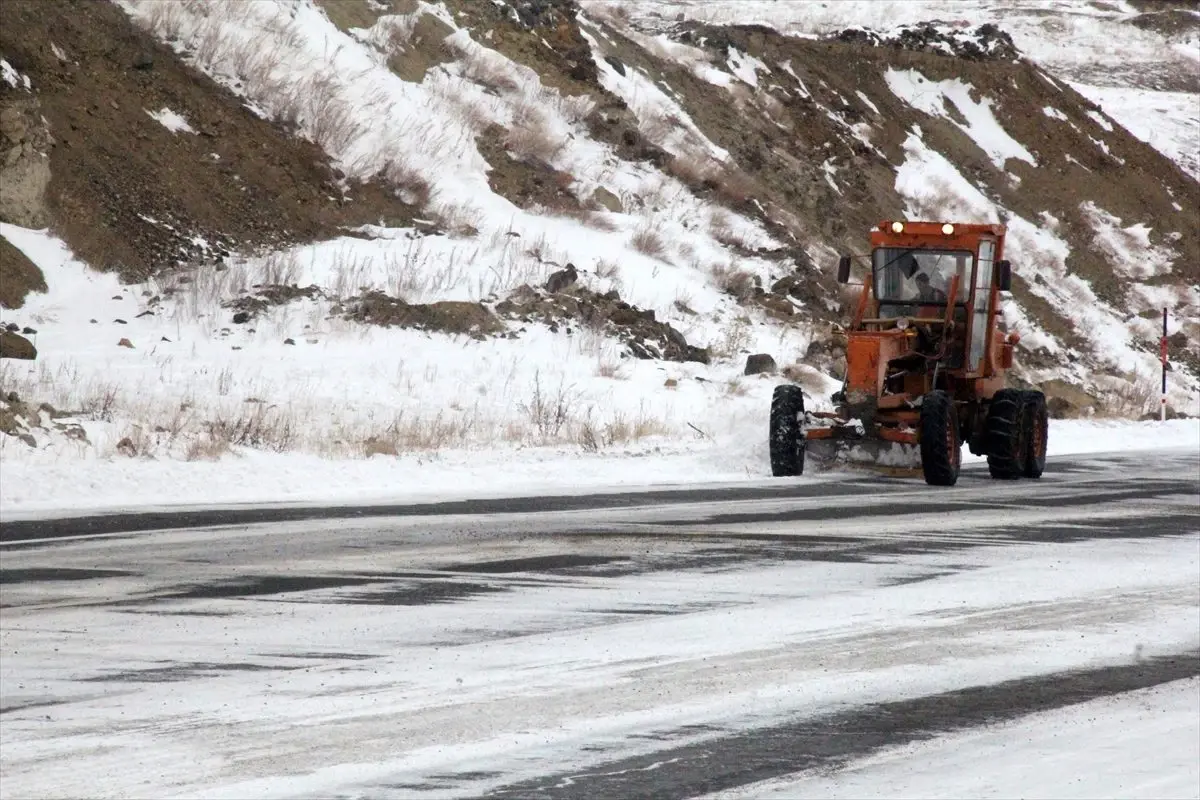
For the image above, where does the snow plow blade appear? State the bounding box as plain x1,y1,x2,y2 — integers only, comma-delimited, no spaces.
804,425,922,474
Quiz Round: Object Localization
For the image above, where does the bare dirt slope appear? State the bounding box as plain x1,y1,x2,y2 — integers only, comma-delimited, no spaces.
0,0,417,296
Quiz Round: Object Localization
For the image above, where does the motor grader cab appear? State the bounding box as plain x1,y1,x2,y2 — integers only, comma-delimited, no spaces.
769,220,1048,486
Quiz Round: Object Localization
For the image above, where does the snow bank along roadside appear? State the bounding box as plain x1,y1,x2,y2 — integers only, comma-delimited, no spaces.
1,419,1195,519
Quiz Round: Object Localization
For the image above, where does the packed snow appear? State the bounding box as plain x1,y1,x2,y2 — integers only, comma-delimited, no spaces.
145,106,197,134
2,502,1197,798
884,69,1037,170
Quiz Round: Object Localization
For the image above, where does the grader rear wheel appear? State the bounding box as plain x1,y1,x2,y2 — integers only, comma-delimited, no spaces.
986,388,1027,480
1022,390,1048,478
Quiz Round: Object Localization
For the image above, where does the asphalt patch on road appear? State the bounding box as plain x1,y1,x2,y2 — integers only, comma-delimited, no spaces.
158,574,384,601
0,567,137,584
337,578,507,606
0,476,952,544
486,651,1200,799
442,554,624,574
83,660,294,683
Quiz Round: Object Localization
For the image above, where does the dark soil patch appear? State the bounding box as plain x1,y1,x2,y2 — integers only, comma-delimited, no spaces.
0,234,46,309
1128,9,1200,37
0,0,418,282
226,283,324,322
345,291,504,337
476,123,581,212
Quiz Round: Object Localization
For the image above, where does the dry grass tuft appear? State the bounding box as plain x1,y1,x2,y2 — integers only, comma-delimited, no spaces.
631,222,667,259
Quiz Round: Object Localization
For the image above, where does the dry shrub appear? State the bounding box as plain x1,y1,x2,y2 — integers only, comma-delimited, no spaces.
519,372,578,442
710,314,753,360
554,206,618,232
380,156,432,207
595,359,621,378
631,223,666,259
715,167,759,207
710,261,758,302
641,108,685,145
665,152,723,188
186,432,232,461
141,0,187,40
356,412,476,453
459,46,522,92
1094,371,1157,418
708,208,747,249
506,103,566,164
577,407,670,452
430,198,481,237
206,403,297,451
596,259,620,280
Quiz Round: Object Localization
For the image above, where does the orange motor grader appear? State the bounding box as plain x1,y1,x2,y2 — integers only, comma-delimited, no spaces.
770,219,1048,486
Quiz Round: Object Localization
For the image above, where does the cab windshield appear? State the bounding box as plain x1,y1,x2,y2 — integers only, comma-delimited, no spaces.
873,248,973,306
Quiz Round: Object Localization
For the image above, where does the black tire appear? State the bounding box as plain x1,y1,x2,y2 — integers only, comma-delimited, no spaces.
986,388,1027,479
919,390,960,486
1022,390,1048,478
769,384,806,477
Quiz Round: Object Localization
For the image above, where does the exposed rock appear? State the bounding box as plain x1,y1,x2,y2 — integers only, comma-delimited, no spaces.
284,337,296,345
0,330,37,359
756,294,794,319
744,353,777,375
0,96,53,228
603,55,626,76
833,21,1019,61
0,234,46,309
544,263,578,293
117,337,134,348
1041,378,1098,419
589,186,623,213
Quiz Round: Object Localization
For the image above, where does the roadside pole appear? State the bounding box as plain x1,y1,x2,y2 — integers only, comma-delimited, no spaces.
1160,307,1168,422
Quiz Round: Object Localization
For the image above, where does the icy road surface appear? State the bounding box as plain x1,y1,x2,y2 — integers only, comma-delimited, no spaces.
1,450,1197,799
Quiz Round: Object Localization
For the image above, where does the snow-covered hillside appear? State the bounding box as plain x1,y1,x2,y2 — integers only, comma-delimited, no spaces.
0,0,1196,509
609,0,1200,179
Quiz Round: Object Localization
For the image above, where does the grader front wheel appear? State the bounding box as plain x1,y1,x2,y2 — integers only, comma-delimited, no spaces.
769,384,806,477
919,390,961,486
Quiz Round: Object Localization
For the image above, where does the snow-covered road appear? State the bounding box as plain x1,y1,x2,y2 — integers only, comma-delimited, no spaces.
1,450,1197,799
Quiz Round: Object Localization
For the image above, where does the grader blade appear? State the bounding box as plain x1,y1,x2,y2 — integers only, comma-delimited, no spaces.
806,436,921,474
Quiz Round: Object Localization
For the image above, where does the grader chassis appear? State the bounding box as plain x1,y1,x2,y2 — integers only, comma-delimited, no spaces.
770,220,1048,486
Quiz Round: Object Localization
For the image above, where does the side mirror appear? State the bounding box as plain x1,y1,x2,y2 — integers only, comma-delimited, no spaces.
836,255,852,284
995,260,1012,291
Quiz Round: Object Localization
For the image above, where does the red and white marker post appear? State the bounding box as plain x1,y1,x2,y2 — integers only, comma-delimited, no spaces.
1160,307,1168,422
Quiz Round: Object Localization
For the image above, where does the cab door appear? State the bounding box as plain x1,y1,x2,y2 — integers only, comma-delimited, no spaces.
968,240,995,373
